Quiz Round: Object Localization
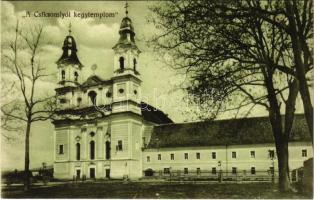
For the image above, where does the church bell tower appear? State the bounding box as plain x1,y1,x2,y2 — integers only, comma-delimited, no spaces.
111,3,141,114
56,24,83,87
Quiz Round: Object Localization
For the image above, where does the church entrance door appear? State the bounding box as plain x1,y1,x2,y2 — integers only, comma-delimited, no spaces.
105,169,110,178
76,169,81,179
90,168,95,179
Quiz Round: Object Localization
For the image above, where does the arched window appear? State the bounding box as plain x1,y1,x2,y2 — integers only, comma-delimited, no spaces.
133,58,137,71
76,143,80,160
90,141,95,160
105,141,110,160
61,70,65,80
74,72,78,82
88,91,97,105
119,56,124,70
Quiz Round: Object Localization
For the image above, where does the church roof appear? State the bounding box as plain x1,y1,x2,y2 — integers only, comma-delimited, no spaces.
81,75,112,87
146,114,311,149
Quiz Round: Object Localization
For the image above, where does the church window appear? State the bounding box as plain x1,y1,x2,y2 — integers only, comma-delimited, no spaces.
88,91,97,105
106,91,112,98
184,168,188,174
90,132,95,137
74,71,78,82
158,154,161,160
68,49,71,56
117,140,123,151
76,143,80,160
147,156,150,162
133,58,137,71
119,56,125,70
61,70,65,80
59,145,64,154
170,153,174,160
105,141,110,160
196,152,200,159
90,141,95,160
184,153,188,160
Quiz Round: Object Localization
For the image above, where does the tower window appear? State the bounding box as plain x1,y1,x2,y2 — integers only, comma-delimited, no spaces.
117,140,123,151
119,56,125,70
88,91,97,105
61,70,65,80
77,97,82,106
59,145,64,154
74,71,78,82
90,141,95,160
133,58,137,71
76,143,80,160
68,49,71,56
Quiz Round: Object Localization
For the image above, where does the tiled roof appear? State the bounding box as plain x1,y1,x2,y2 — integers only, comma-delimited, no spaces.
146,114,310,148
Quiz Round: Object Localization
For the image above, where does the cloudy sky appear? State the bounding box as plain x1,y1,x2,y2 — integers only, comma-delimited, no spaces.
1,1,306,171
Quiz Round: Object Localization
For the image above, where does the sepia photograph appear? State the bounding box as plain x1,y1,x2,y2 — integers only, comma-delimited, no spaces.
1,0,313,199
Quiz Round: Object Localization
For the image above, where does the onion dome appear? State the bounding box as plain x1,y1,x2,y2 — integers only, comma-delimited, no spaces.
56,27,83,68
112,16,140,51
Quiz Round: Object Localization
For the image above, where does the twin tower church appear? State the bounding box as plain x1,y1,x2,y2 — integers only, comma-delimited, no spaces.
52,9,312,180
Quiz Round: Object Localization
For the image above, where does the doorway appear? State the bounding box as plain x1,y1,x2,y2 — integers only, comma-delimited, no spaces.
90,168,95,179
105,169,110,178
76,169,81,179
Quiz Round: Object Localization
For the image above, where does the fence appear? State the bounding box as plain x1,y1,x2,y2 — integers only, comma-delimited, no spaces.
143,169,303,183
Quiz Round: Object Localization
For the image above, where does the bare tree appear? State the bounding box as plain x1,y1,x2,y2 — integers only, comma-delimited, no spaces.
1,21,56,191
150,0,311,192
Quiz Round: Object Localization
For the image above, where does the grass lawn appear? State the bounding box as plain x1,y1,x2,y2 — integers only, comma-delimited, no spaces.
1,181,312,199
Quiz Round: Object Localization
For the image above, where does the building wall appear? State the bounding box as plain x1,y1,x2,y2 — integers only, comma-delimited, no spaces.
142,142,313,175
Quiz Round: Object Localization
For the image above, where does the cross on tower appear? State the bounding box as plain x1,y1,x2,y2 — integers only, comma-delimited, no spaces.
125,1,129,16
68,22,72,35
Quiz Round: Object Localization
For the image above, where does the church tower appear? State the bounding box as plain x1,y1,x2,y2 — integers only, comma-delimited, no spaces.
56,24,83,87
111,3,141,114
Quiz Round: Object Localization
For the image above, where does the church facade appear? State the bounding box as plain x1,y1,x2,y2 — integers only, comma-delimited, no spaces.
52,13,312,180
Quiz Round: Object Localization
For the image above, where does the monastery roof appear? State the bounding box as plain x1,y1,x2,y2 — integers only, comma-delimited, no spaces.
146,114,311,148
140,103,173,124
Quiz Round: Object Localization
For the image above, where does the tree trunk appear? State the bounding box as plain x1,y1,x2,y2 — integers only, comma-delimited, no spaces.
284,0,313,141
24,120,31,191
276,140,291,191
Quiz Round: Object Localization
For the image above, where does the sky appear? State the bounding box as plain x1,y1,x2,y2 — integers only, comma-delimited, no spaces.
0,1,307,171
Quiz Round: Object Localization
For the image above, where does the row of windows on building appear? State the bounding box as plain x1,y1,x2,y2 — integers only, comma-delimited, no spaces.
161,166,265,175
58,140,124,160
146,149,308,162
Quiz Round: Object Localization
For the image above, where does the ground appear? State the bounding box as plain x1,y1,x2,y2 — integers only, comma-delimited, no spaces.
1,181,312,199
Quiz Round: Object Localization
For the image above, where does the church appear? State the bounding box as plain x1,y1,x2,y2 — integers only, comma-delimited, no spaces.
52,9,312,180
